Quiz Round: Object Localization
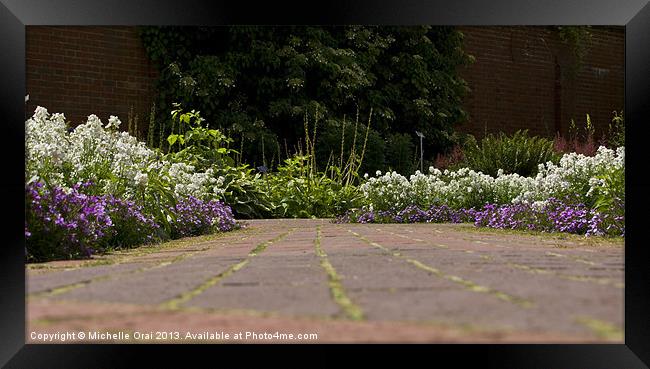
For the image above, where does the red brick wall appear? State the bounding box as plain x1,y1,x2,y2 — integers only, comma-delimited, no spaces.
26,26,158,136
457,26,624,140
25,26,624,142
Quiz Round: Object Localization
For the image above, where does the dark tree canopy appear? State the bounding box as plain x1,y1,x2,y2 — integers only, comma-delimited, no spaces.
140,25,473,174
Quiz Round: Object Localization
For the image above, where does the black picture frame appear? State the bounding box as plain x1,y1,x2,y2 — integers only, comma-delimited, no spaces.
1,0,649,367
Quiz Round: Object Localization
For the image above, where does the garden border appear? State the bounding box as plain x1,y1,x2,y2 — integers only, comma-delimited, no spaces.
1,0,649,367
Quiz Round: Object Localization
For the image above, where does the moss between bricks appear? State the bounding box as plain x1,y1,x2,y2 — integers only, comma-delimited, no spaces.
348,229,534,309
160,230,294,310
375,227,623,289
575,316,623,341
314,226,365,321
27,236,248,298
26,226,256,271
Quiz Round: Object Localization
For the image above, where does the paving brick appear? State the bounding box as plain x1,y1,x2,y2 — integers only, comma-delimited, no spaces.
27,219,624,342
27,262,152,294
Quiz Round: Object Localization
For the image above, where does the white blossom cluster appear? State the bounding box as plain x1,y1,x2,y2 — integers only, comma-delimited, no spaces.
167,162,220,199
513,146,625,205
361,146,624,211
25,107,69,185
66,113,155,196
25,107,225,201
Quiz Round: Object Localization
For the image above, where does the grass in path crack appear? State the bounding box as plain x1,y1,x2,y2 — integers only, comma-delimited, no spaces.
348,229,533,308
377,228,621,289
315,226,364,321
575,317,623,341
28,241,223,298
161,231,292,310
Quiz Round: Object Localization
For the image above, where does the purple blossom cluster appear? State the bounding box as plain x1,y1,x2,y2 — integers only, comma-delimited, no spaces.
26,182,241,261
472,198,624,236
168,196,238,238
335,205,473,225
102,195,160,247
25,181,160,261
335,198,624,237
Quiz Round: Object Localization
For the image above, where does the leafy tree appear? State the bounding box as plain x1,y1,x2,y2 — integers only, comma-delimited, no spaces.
139,26,473,171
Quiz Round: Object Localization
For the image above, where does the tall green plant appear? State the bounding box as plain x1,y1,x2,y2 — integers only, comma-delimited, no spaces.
461,130,559,177
608,110,625,148
265,108,374,218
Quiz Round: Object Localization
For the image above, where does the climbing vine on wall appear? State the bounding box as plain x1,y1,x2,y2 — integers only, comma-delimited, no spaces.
556,26,592,75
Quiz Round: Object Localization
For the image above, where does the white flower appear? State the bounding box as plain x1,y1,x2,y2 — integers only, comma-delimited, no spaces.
106,115,122,129
134,172,148,187
532,200,547,211
358,146,624,212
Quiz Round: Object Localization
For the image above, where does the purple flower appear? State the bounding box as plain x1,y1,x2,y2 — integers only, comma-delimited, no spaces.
336,198,623,237
167,196,238,238
25,181,163,261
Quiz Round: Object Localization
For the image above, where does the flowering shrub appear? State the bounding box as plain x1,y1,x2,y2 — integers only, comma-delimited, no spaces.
167,162,219,200
361,146,624,213
472,198,624,236
27,108,151,196
25,107,224,209
361,168,536,211
337,199,624,237
25,107,242,261
168,196,237,238
335,204,473,224
514,146,625,208
354,146,624,237
101,195,161,249
25,181,160,262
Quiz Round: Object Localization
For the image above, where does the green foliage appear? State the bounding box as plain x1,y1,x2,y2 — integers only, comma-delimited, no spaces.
265,155,363,218
461,130,560,177
315,117,385,176
592,163,625,215
263,110,368,218
557,26,592,76
138,26,473,167
608,110,625,148
214,165,275,219
162,106,272,218
160,106,368,219
386,132,416,174
167,103,236,166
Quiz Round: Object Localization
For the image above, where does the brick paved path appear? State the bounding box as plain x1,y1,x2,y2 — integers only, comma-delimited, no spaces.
26,219,624,343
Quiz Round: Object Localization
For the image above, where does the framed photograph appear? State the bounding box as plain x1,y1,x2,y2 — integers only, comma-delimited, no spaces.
2,0,649,367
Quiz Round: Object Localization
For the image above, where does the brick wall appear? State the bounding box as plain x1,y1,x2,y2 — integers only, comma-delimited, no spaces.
457,26,624,139
26,26,158,135
25,26,624,141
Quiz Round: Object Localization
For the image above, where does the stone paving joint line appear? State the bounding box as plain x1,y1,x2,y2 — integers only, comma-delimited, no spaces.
348,229,534,309
28,234,258,299
314,226,365,321
160,230,294,310
375,227,623,289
